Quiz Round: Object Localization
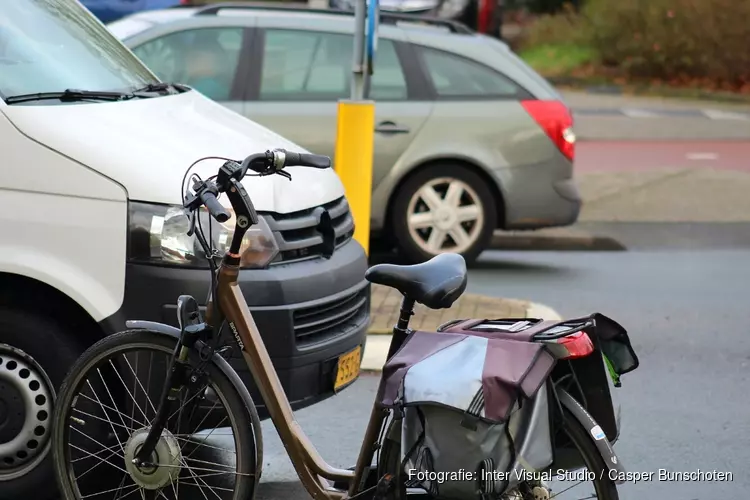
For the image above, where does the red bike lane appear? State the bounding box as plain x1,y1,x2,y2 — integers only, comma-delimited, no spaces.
575,140,750,173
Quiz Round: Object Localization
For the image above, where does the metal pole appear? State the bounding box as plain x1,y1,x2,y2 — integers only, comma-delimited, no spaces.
334,0,375,255
351,0,367,101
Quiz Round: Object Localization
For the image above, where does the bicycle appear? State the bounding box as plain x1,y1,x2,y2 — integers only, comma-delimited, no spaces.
51,149,626,500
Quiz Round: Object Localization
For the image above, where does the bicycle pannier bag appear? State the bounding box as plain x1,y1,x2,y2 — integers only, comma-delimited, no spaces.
377,322,561,500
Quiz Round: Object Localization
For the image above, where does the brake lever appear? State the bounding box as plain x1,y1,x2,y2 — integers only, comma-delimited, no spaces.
186,209,197,237
275,170,292,181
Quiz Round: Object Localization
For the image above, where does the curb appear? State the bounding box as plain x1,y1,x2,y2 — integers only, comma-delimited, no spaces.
550,79,750,105
525,302,563,321
490,233,626,252
360,302,563,373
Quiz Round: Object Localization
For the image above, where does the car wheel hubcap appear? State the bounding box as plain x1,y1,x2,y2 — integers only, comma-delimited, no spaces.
406,177,484,255
0,345,54,481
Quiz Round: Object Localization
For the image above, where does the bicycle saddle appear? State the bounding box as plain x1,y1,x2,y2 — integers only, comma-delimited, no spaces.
365,253,467,309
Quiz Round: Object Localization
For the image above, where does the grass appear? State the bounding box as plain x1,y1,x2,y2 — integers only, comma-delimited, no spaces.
518,42,750,104
518,43,596,78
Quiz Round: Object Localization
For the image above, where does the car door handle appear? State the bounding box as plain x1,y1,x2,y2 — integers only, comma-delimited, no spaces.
375,121,410,134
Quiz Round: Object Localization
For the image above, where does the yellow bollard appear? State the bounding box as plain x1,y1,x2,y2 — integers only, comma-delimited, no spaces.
334,99,375,256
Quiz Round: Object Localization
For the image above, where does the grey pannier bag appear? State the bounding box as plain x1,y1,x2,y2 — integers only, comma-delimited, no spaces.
377,322,562,500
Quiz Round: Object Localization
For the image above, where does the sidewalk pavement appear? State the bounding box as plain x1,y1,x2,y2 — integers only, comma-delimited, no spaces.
361,284,562,371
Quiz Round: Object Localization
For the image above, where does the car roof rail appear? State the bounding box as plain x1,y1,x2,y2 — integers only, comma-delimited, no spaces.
192,2,474,34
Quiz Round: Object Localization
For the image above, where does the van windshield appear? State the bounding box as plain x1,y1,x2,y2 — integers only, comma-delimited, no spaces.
0,0,160,102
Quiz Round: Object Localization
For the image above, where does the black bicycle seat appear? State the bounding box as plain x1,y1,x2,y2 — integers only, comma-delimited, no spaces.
365,253,467,309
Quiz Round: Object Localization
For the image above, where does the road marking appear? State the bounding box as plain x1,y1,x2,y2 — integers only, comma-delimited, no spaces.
703,109,750,121
621,108,660,118
686,152,719,160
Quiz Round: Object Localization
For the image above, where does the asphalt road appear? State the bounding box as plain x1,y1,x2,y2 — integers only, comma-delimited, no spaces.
253,239,750,500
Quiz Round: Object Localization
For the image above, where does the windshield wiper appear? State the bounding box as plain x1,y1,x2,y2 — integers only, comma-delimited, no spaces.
4,88,133,105
131,82,189,96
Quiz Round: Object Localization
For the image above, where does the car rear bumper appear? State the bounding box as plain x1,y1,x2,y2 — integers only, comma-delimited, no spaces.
500,161,582,230
100,239,370,418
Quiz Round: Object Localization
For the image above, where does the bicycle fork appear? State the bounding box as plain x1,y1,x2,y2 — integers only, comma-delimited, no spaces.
132,295,209,467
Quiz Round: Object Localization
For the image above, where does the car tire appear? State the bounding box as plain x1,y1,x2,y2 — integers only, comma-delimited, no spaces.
391,164,497,264
0,309,84,500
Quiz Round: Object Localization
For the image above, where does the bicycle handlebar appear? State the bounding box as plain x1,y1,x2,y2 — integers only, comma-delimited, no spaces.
184,148,332,224
198,183,231,223
282,151,331,169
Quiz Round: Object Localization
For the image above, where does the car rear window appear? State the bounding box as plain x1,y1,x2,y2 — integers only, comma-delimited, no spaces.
417,45,528,99
107,18,156,40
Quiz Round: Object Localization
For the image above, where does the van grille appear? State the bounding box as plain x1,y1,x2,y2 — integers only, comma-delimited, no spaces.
293,285,370,346
264,197,354,264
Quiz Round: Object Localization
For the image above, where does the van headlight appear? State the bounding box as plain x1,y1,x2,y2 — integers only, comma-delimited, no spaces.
128,202,280,269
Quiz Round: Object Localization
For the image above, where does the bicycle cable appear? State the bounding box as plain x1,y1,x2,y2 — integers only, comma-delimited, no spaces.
179,155,277,358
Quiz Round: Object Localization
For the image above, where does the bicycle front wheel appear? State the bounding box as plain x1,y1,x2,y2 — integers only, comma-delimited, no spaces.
51,329,261,500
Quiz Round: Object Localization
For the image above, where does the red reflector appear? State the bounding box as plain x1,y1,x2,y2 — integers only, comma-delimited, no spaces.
557,331,594,359
521,100,575,162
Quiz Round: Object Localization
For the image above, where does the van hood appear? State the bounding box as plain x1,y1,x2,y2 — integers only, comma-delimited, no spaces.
0,91,345,212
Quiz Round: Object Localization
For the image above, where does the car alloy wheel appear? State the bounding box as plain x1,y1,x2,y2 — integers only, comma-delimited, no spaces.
406,176,485,255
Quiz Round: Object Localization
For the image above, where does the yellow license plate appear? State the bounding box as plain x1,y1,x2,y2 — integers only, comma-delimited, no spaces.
334,346,362,391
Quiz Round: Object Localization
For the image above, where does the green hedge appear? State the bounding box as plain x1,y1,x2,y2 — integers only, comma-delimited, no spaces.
523,0,750,89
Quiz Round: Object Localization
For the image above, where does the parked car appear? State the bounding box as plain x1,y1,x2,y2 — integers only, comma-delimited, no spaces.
80,0,187,24
0,1,368,498
109,2,581,264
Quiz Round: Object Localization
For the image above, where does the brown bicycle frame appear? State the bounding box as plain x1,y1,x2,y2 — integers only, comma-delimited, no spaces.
203,254,413,500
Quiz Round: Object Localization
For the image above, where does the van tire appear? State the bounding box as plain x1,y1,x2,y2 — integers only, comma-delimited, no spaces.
0,309,84,500
391,165,497,265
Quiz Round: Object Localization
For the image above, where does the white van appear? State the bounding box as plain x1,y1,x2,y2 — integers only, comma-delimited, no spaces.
0,2,369,498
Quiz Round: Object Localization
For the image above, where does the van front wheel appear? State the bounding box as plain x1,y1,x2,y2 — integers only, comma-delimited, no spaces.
0,309,83,500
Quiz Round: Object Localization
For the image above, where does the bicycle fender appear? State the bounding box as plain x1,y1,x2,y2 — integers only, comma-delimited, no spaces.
124,321,258,422
556,388,627,484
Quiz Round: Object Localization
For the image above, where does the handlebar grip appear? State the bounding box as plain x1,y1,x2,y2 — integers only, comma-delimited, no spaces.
284,151,331,169
200,190,230,223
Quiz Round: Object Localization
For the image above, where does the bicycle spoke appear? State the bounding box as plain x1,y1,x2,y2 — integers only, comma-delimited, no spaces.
86,379,126,454
98,366,132,433
131,352,140,434
69,427,127,475
183,456,239,471
71,443,123,479
175,436,236,455
112,474,130,500
153,461,252,481
122,352,158,418
169,470,180,500
80,479,141,499
71,441,121,463
72,407,131,432
146,352,154,419
183,465,211,500
111,358,149,425
183,415,227,461
549,479,587,498
183,466,228,499
167,383,211,422
76,392,147,428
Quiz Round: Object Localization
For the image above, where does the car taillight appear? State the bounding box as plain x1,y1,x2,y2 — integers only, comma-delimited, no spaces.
556,331,594,359
521,100,575,162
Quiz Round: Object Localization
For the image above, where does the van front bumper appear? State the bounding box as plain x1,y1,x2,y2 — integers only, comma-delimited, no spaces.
100,239,370,419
